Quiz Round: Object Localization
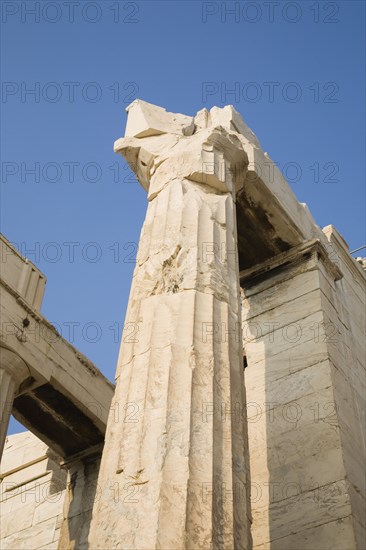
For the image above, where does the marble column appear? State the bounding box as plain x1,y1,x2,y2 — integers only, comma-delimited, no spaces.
89,101,251,549
0,345,29,459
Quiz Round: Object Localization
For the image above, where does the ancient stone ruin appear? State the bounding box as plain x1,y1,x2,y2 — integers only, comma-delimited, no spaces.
1,101,365,549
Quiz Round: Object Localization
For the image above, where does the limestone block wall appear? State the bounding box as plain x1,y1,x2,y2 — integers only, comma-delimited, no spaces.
0,432,104,550
242,235,365,549
0,432,67,549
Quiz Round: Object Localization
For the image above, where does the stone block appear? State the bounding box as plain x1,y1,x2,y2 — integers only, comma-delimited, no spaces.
254,515,356,550
0,517,57,549
251,479,352,546
125,99,194,138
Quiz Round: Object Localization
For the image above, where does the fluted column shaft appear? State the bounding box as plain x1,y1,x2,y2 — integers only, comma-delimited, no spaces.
89,104,251,549
91,178,249,549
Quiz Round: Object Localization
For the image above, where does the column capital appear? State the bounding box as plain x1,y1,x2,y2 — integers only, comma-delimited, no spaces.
114,100,249,199
0,344,30,387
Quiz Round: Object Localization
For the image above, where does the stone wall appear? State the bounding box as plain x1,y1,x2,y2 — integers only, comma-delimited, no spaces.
242,230,365,549
0,432,66,549
322,226,366,549
0,432,103,550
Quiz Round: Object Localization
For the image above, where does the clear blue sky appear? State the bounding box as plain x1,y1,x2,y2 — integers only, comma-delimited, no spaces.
1,1,365,434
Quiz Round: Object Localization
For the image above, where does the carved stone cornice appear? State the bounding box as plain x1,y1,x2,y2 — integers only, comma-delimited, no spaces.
239,238,343,285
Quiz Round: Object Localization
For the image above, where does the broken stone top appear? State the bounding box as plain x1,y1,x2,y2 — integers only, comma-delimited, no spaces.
115,99,261,198
124,99,260,146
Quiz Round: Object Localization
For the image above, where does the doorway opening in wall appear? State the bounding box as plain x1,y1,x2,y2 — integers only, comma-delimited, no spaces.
243,356,248,369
